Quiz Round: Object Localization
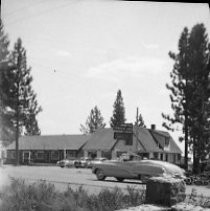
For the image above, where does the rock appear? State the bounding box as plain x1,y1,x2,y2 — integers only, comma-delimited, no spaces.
146,176,186,207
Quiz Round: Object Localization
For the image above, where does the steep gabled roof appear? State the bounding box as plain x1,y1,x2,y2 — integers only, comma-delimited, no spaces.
133,126,162,152
149,130,182,154
83,127,163,153
83,128,117,151
6,135,89,150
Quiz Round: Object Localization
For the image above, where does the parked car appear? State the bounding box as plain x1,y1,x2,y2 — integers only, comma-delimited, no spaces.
90,157,108,168
92,158,185,182
74,157,92,168
56,159,75,168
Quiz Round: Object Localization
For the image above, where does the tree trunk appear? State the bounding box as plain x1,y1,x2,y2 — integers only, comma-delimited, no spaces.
184,115,188,171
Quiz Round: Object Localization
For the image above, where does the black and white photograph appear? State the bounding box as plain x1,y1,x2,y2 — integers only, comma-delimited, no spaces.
0,1,210,210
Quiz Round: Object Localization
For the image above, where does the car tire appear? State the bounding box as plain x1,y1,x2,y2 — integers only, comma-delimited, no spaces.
116,177,124,182
96,169,106,181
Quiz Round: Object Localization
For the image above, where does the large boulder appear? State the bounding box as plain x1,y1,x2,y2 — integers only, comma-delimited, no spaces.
146,176,186,207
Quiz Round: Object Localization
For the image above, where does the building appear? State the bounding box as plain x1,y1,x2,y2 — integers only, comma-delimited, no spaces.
5,124,182,165
83,128,115,159
6,134,89,164
83,124,182,165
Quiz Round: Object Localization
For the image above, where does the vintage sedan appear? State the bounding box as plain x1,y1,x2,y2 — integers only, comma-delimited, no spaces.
89,157,108,168
92,159,185,182
56,159,75,168
74,157,92,168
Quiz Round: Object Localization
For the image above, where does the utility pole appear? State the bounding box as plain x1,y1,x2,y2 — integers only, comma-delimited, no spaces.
135,107,139,126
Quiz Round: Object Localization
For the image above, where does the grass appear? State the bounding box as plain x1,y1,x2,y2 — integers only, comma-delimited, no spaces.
185,188,210,208
0,178,145,211
1,178,210,211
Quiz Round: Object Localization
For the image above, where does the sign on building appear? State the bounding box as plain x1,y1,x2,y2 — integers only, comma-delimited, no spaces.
113,123,133,145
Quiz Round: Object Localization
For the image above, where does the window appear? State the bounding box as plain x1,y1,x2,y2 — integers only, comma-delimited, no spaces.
51,151,59,160
160,153,163,160
7,151,16,159
173,154,176,162
165,154,168,161
67,150,76,158
36,151,44,160
153,152,159,159
165,138,169,147
123,133,133,145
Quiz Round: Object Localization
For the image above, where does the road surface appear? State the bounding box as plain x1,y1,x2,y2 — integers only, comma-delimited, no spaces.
1,165,210,197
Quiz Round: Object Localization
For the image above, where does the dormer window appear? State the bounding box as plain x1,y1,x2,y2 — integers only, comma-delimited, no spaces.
165,137,169,147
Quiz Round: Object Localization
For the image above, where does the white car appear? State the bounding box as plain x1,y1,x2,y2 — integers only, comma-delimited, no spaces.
92,158,186,182
90,157,108,168
74,157,92,168
56,159,75,168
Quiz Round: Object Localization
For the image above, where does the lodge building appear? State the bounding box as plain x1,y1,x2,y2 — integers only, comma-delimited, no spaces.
5,124,182,165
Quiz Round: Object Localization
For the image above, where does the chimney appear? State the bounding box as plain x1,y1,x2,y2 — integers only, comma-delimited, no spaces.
151,124,156,130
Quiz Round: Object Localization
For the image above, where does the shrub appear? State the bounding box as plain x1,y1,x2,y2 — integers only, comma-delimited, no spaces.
0,179,145,211
185,188,210,208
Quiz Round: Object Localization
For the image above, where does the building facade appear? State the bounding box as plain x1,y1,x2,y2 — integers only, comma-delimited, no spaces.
83,124,182,165
6,135,89,164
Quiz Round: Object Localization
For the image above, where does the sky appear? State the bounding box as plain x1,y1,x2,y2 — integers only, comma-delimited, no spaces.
2,0,210,152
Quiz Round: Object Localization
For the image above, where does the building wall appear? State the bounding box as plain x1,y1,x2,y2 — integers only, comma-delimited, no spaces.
84,150,112,159
6,149,84,164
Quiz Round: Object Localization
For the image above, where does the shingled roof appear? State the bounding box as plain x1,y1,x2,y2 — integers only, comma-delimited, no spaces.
149,130,182,154
83,128,117,151
133,126,162,152
83,127,182,154
6,135,89,150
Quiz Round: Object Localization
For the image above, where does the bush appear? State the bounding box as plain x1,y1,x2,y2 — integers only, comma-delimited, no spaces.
185,188,210,208
0,179,145,211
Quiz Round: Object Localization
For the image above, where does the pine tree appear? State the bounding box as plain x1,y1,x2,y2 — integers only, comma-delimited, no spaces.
110,89,126,128
135,107,146,128
24,93,42,135
187,24,210,173
162,24,210,171
80,106,106,134
0,19,10,61
162,27,192,170
3,38,42,164
0,19,15,144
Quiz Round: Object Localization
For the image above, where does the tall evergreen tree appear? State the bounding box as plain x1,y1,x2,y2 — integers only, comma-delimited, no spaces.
0,19,15,144
135,107,146,128
187,24,210,173
2,38,42,164
0,19,10,61
162,24,210,171
110,89,126,128
80,105,106,134
162,27,192,170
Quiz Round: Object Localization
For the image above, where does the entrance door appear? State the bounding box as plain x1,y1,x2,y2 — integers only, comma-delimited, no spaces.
22,151,30,164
